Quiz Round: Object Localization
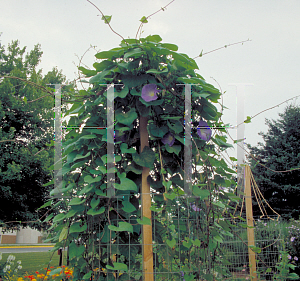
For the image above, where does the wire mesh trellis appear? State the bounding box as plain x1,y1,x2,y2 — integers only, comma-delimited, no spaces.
220,215,283,280
86,193,214,280
218,164,283,281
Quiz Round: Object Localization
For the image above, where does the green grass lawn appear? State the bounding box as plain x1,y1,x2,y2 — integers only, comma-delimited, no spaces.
0,251,69,277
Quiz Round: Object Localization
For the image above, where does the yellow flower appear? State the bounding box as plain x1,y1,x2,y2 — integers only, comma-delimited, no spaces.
17,278,24,281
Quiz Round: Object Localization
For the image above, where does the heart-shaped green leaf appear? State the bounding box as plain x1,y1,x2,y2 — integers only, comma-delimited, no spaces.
132,146,155,169
116,108,138,126
165,145,181,155
84,175,101,184
192,239,201,247
69,222,87,234
122,201,136,213
87,207,105,216
106,262,128,272
90,198,100,209
108,222,133,233
69,197,86,206
166,238,176,248
137,216,151,225
115,177,137,191
116,86,129,98
148,124,169,138
183,239,192,249
191,186,210,199
69,242,85,259
120,143,136,154
53,213,66,223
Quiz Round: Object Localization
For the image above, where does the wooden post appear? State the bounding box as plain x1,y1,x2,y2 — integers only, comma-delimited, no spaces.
245,165,257,281
139,116,154,281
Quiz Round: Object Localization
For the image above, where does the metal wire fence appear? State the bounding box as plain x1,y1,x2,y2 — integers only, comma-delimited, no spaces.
220,215,283,280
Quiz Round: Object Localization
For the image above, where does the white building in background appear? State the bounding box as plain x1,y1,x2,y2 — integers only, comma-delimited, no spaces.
0,227,45,244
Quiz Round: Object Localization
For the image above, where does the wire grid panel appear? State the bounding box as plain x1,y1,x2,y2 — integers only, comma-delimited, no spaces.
92,194,212,280
220,216,283,280
151,194,210,280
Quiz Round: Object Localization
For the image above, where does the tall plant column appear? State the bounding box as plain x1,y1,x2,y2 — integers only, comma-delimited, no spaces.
139,116,154,281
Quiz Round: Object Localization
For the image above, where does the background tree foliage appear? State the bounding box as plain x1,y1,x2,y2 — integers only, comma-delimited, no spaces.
247,104,300,220
0,38,71,229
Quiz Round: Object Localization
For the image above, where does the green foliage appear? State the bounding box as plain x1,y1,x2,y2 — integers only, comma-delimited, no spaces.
0,40,71,230
42,32,239,280
284,219,300,277
275,245,300,280
247,104,300,220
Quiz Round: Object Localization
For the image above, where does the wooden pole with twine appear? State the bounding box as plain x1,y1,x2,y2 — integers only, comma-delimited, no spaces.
245,165,257,281
139,116,154,281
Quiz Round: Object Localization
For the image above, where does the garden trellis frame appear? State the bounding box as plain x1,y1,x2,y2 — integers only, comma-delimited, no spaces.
224,163,282,280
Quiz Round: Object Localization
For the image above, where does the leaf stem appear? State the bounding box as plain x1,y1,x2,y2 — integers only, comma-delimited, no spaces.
192,39,252,60
135,0,176,40
86,0,127,44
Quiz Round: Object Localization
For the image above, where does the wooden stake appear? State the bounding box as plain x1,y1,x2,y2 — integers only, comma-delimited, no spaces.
139,116,154,281
245,165,257,281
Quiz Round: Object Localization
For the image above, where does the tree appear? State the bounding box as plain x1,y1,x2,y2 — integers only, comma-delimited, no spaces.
246,104,300,220
0,39,71,229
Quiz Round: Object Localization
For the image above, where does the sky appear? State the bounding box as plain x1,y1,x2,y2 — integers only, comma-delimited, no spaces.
1,0,300,164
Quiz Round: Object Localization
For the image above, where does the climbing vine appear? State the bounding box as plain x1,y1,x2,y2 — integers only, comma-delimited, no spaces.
41,3,241,281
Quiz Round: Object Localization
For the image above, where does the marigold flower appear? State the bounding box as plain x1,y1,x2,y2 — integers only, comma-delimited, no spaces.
162,132,175,147
197,120,212,141
141,84,160,102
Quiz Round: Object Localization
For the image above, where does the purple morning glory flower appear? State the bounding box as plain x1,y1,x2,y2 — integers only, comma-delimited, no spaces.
197,120,212,141
180,271,185,281
190,203,201,212
162,132,175,147
294,256,298,261
291,237,295,242
288,254,292,260
141,84,160,102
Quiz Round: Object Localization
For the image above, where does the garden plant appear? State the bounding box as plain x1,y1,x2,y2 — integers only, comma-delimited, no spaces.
38,2,249,280
1,1,299,280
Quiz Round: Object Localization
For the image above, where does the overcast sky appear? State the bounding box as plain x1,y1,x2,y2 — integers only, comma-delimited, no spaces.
1,0,300,162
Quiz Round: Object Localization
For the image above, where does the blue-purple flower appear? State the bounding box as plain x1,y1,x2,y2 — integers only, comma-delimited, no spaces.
288,254,292,260
294,256,298,261
162,132,175,147
197,120,212,141
141,84,160,102
291,237,295,242
190,203,201,212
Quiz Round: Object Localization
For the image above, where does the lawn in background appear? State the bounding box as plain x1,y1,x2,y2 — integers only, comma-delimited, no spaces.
0,251,68,277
